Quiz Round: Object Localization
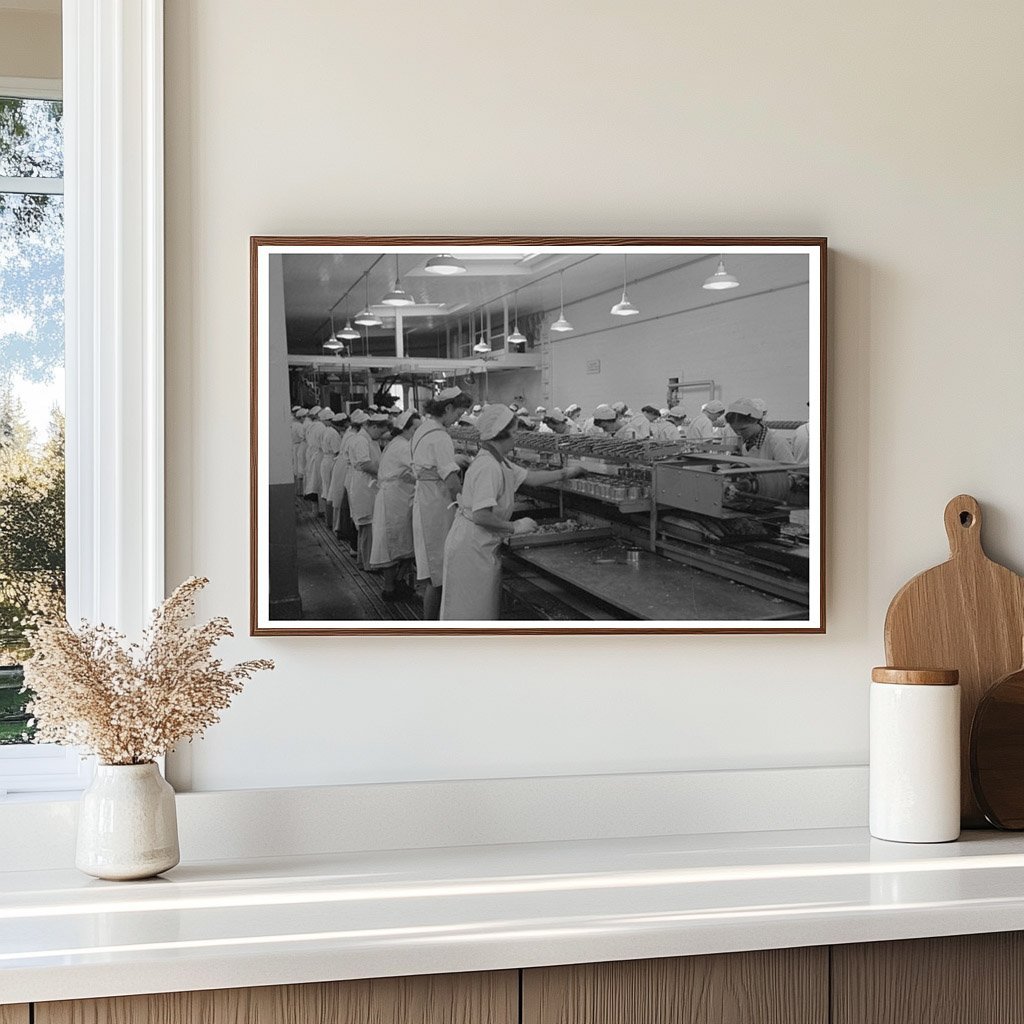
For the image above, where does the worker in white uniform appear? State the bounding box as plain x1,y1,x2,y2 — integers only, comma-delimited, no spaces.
412,387,473,620
303,407,332,501
542,409,572,435
665,404,688,435
291,407,308,495
687,400,726,441
319,410,344,519
301,405,320,498
584,404,621,436
321,411,348,528
611,401,650,440
642,405,679,442
440,405,585,621
346,411,391,569
370,408,421,602
723,399,795,463
331,409,365,550
563,403,583,433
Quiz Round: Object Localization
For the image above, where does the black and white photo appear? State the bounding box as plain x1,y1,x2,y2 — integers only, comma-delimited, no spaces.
251,238,825,634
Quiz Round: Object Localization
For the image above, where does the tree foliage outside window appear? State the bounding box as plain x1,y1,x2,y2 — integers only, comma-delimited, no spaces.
0,95,65,744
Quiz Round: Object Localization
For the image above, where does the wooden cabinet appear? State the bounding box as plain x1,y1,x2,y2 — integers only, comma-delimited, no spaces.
832,932,1024,1024
522,948,828,1024
17,933,1024,1024
35,971,518,1024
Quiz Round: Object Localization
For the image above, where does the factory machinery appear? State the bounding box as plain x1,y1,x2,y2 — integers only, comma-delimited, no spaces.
449,426,812,621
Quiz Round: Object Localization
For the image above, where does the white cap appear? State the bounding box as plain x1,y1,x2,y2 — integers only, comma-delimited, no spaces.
317,407,335,420
668,404,687,418
332,411,349,422
309,405,322,416
367,411,390,423
436,386,464,402
702,399,726,415
395,408,418,430
350,409,368,425
545,409,567,423
726,398,761,418
477,404,516,441
535,406,546,414
297,407,310,416
291,405,301,412
660,408,669,417
564,403,581,415
593,404,617,422
751,399,767,419
472,404,482,412
612,401,628,414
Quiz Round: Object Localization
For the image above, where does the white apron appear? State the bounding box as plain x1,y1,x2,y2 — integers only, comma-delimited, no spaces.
346,430,381,527
320,428,341,498
440,448,528,621
328,428,354,506
290,419,305,476
369,436,416,568
411,421,461,586
303,421,325,495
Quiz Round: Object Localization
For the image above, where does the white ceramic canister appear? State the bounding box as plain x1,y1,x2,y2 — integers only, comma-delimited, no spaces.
76,762,181,880
870,667,960,843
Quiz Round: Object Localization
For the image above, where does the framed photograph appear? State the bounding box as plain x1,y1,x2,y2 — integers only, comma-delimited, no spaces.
251,236,826,635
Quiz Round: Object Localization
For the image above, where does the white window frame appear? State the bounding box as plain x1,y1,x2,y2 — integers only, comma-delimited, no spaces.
0,0,165,799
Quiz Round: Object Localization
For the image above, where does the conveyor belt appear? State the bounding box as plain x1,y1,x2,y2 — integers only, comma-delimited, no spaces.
507,539,807,621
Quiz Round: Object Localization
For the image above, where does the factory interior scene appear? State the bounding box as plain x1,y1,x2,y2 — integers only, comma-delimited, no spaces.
260,245,819,628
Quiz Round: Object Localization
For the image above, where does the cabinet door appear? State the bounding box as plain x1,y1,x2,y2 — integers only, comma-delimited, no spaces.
36,971,517,1024
832,932,1024,1024
0,1007,29,1024
523,949,828,1024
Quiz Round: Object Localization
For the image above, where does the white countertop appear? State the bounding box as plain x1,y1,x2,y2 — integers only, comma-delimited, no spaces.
5,826,1024,1004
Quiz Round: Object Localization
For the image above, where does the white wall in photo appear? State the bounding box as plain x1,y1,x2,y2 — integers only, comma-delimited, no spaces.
164,0,1024,791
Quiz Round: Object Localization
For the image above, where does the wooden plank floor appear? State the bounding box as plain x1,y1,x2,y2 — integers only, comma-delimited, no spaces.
294,498,423,621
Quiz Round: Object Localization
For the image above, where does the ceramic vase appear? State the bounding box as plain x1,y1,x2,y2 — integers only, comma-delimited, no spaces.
75,762,180,880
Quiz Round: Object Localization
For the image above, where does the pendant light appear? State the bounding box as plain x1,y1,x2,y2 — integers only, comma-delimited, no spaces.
550,270,573,333
381,255,415,306
323,315,344,352
336,307,360,342
424,253,467,275
472,310,491,353
703,254,740,290
507,289,527,347
610,254,640,316
354,271,383,327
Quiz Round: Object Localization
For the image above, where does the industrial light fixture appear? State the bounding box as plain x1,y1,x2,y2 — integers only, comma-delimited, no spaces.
472,309,491,353
550,270,573,333
703,254,740,290
354,271,383,326
507,289,527,347
610,254,640,316
423,253,467,275
335,309,360,342
323,315,344,352
381,255,415,306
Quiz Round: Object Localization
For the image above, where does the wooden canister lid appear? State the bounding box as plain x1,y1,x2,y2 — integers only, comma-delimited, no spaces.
871,667,960,686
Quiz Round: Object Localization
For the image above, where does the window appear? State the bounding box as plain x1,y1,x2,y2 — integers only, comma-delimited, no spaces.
0,79,84,797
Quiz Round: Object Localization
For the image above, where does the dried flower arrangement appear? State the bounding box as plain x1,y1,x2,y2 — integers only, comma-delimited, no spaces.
22,577,273,765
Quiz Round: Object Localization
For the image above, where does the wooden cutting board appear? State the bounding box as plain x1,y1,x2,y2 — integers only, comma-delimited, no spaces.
884,494,1024,827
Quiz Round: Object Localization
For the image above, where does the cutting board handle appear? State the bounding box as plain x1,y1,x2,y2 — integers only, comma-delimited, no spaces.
944,494,983,559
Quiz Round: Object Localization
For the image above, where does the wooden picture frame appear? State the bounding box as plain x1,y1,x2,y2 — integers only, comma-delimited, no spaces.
251,236,826,635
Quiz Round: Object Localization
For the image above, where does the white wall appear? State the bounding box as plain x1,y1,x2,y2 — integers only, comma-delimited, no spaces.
164,0,1024,791
490,254,811,419
0,9,61,80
